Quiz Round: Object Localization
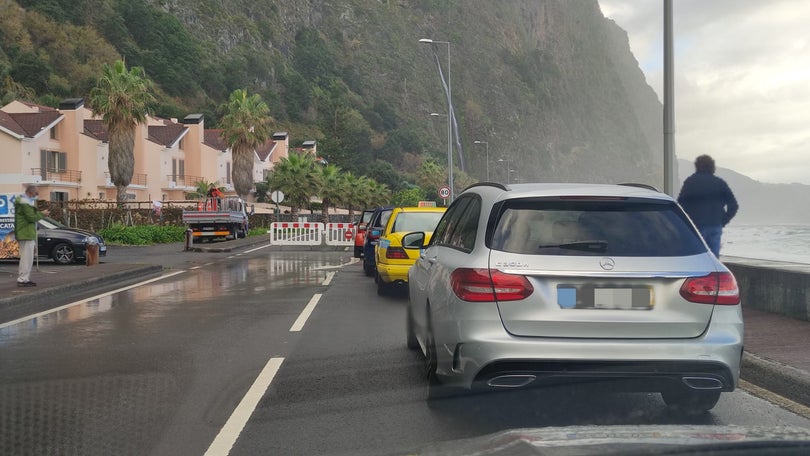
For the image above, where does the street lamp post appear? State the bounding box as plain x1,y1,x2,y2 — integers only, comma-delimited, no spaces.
474,140,489,181
419,38,453,201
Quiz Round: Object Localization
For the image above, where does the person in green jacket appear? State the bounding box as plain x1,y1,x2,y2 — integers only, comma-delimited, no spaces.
14,185,44,287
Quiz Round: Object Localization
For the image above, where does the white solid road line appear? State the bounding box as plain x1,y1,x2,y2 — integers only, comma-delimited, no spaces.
204,357,285,456
243,243,273,254
322,272,335,286
0,270,186,330
289,294,322,332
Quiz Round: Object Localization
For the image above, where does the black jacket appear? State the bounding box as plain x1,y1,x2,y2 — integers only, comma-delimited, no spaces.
677,171,739,227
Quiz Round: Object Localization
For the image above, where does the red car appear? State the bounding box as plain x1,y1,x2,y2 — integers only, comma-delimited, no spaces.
353,209,375,258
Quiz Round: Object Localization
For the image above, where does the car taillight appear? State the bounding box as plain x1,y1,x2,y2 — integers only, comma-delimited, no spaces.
450,268,533,302
386,247,409,259
680,272,740,305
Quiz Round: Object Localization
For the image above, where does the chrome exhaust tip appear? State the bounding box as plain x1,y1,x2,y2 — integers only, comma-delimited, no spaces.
682,376,724,390
487,374,537,388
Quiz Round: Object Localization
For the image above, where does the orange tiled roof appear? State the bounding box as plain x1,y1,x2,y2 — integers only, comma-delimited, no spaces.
83,119,109,142
204,129,228,151
255,139,277,161
147,123,187,147
0,110,62,138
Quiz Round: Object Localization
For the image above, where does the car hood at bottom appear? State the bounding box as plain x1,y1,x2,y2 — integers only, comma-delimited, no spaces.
397,425,810,456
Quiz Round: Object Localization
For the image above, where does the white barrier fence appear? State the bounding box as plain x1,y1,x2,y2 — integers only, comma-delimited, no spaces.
269,222,323,246
324,222,355,246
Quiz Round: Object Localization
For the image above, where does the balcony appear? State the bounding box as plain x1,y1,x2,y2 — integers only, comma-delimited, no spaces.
165,175,204,189
31,168,81,184
104,172,148,187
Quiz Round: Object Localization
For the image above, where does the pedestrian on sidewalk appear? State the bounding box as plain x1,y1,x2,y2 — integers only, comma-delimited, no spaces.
677,155,739,257
14,185,44,287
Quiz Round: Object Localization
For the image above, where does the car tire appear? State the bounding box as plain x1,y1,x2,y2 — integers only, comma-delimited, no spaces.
51,242,75,265
406,307,419,350
376,273,389,296
425,319,455,403
363,261,374,277
354,246,363,258
661,388,721,415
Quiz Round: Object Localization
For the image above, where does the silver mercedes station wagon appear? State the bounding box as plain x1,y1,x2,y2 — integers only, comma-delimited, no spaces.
406,182,743,414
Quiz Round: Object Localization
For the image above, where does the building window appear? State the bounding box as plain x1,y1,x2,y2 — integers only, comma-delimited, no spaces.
41,150,67,173
172,158,185,182
50,191,69,202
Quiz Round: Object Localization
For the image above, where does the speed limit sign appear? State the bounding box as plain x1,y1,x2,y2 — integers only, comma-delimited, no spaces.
438,185,451,199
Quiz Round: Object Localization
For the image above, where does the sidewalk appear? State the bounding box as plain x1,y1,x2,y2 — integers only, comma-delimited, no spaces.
741,307,810,406
1,241,809,407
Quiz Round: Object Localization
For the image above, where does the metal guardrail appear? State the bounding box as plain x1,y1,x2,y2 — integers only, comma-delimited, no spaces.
31,168,82,183
105,172,148,186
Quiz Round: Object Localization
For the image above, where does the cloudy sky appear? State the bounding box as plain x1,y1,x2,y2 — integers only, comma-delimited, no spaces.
598,0,810,185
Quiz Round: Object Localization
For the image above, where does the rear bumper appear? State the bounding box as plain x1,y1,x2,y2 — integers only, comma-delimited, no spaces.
472,360,735,392
376,261,411,284
432,306,743,393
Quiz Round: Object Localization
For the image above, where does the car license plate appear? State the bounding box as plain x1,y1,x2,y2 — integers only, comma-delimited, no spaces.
100,246,107,252
558,285,651,310
594,288,651,309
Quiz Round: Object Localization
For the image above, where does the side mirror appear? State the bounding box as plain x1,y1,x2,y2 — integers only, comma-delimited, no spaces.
369,229,382,239
402,232,426,249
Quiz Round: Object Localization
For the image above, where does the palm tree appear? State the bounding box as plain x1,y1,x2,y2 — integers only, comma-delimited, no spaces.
343,173,361,219
267,152,320,218
219,89,271,199
186,179,221,200
89,60,155,204
367,179,391,207
318,164,348,223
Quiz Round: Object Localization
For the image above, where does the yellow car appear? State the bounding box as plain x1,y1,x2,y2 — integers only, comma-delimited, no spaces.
375,206,447,295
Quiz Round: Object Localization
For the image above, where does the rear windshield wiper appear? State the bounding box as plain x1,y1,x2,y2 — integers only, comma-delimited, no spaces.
537,240,608,252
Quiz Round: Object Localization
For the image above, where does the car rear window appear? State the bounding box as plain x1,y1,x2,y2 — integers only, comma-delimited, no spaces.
490,198,705,257
390,212,444,233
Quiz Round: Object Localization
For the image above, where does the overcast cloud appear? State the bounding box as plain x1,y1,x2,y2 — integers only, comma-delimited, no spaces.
599,0,810,185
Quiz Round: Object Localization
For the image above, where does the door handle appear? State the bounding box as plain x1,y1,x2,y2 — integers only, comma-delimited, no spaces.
427,256,438,264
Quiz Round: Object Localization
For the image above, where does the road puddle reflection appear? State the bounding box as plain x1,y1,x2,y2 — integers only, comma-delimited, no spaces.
0,253,347,342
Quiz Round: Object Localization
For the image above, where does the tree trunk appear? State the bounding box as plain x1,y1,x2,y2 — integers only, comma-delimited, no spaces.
108,126,135,205
232,143,255,199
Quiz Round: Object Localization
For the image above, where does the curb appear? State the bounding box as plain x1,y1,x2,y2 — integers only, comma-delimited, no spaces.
741,351,810,406
0,264,163,311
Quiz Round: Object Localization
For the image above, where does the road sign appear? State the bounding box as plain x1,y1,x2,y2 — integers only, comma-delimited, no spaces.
438,186,451,199
344,230,353,240
271,190,285,204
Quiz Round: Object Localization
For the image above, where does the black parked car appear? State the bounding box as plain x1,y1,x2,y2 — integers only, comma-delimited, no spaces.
37,217,106,264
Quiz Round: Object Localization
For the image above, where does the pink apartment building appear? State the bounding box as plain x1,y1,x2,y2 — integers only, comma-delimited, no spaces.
0,98,291,202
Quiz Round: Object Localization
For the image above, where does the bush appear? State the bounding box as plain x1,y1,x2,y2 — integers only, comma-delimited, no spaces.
99,224,186,245
248,227,268,237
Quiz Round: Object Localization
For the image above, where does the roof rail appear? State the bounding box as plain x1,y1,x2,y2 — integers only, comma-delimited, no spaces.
619,183,660,192
462,182,509,192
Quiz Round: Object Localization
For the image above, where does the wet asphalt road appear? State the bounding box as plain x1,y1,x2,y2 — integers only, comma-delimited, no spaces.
2,248,810,455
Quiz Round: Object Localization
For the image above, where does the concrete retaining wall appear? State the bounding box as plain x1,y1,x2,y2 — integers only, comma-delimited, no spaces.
724,256,810,321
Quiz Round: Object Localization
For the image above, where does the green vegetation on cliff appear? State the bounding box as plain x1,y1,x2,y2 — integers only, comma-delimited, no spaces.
1,0,664,191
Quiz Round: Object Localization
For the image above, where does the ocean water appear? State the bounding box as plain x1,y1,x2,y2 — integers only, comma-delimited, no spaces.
721,224,810,264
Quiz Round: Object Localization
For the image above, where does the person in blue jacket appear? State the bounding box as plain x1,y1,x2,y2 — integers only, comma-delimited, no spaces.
677,155,739,257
